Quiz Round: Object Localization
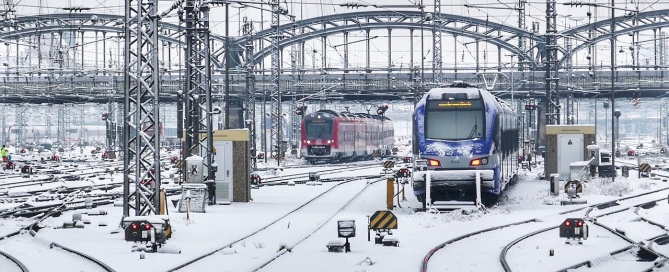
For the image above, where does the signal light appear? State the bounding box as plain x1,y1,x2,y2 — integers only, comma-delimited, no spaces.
376,104,389,115
295,105,307,115
565,221,571,227
131,223,138,230
577,220,583,227
145,223,152,230
428,159,440,166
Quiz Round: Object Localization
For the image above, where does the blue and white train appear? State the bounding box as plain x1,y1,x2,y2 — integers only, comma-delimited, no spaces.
412,83,519,207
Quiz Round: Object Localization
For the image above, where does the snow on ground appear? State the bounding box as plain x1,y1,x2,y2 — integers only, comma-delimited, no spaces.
506,226,646,272
595,209,666,242
0,153,668,272
0,233,107,272
0,254,22,272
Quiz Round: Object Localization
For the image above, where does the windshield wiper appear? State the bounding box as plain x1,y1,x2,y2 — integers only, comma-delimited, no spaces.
467,119,478,139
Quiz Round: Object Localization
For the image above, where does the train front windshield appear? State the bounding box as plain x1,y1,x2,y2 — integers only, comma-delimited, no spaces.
305,120,333,139
425,100,485,140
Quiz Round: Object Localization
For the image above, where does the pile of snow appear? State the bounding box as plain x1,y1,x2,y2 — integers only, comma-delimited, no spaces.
584,178,633,196
409,206,510,227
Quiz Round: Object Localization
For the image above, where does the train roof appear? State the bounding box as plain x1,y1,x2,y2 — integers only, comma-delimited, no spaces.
419,82,515,113
425,83,482,100
312,110,391,121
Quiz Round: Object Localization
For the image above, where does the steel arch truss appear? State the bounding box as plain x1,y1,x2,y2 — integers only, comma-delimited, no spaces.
239,11,539,68
0,12,228,68
561,9,669,64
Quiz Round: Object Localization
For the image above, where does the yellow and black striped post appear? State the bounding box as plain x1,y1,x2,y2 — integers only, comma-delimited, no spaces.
367,210,398,241
387,177,394,210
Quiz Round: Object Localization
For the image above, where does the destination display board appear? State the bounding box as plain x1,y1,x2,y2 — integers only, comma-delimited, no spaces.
427,100,484,110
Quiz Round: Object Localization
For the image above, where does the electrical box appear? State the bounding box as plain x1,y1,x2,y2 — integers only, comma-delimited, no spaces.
586,145,600,166
185,155,204,183
213,140,233,204
559,218,588,240
598,165,616,178
550,174,560,196
600,151,611,163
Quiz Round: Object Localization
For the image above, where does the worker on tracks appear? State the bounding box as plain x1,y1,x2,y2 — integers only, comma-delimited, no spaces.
1,145,7,162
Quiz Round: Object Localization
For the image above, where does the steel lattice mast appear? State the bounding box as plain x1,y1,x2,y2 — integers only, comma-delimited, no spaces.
122,0,162,217
433,0,442,84
517,0,526,72
243,16,257,170
565,37,574,124
270,0,283,164
544,0,560,125
289,19,300,154
183,0,214,179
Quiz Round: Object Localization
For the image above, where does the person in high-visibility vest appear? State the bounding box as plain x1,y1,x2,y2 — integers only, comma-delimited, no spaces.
1,145,7,162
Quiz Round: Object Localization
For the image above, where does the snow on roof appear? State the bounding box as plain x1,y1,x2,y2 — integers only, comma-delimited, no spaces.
425,87,481,100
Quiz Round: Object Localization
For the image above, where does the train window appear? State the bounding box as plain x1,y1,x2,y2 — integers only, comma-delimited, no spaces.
494,116,501,150
305,120,333,139
426,110,484,140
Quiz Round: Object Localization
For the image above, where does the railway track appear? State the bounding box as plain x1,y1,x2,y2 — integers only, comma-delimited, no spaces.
499,197,669,272
0,189,116,272
260,163,383,186
420,186,669,272
166,177,384,272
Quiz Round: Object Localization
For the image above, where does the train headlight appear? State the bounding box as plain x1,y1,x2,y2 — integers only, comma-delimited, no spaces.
428,159,440,167
307,140,311,144
326,140,332,144
470,157,489,166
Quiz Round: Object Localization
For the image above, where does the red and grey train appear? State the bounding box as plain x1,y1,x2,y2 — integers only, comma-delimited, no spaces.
300,109,394,163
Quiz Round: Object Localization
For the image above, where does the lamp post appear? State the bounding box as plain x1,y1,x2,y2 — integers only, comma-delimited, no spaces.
614,109,621,153
603,99,609,144
659,100,664,144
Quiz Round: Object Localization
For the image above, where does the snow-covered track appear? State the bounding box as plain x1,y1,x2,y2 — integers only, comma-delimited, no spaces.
0,189,115,272
419,219,538,272
553,245,665,272
499,197,669,272
260,164,380,186
48,241,115,272
249,178,384,272
166,177,384,272
421,186,669,272
0,249,28,272
256,160,378,171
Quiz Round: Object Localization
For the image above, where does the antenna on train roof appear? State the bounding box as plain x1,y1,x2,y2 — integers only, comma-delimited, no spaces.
449,81,474,88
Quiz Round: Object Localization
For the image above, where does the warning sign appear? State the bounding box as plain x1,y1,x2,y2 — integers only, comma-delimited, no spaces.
369,210,398,230
639,163,652,173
